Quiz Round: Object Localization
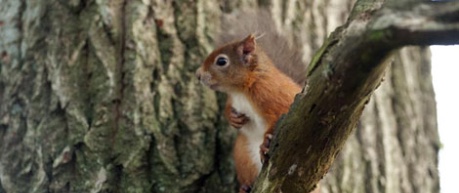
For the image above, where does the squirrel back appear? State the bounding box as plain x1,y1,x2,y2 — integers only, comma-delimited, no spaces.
218,10,307,85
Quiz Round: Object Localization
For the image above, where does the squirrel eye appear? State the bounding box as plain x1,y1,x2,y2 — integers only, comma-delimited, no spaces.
215,57,228,66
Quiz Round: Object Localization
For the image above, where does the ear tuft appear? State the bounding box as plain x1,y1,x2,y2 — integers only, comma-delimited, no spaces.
242,34,256,55
238,34,257,66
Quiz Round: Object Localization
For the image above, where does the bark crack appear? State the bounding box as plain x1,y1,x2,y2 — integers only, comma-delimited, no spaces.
17,0,26,59
110,3,127,191
112,0,127,146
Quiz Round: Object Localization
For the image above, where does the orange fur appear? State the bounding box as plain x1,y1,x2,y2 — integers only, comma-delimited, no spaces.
245,63,301,135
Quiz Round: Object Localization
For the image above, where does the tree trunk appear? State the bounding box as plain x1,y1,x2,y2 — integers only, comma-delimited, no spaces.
0,0,439,193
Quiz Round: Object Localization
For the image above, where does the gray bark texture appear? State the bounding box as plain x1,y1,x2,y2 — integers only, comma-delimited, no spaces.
0,0,439,193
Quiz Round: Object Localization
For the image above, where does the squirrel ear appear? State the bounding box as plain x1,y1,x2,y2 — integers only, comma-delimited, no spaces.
238,34,257,65
242,34,256,54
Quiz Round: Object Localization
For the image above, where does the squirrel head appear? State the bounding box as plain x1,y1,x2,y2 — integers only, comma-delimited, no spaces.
196,34,260,93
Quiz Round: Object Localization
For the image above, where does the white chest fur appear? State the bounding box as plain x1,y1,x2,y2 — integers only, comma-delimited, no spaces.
230,93,266,172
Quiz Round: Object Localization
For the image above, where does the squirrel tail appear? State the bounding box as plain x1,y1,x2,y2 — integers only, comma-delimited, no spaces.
218,9,307,85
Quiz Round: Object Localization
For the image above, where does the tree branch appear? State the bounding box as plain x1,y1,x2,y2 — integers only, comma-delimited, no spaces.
375,2,459,46
252,1,459,193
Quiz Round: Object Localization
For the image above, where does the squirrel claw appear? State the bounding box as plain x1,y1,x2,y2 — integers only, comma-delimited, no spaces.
239,184,252,193
260,134,273,164
229,108,249,129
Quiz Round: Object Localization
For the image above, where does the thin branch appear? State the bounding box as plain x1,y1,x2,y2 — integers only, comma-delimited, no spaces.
374,2,459,46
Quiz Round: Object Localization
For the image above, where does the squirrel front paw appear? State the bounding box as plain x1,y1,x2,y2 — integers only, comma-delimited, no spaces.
239,184,252,193
259,134,273,164
229,108,249,129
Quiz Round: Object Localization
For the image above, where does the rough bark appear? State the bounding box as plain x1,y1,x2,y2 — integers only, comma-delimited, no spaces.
1,1,232,192
0,0,441,193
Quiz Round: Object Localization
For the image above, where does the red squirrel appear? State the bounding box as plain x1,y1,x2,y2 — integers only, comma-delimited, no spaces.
196,34,305,192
